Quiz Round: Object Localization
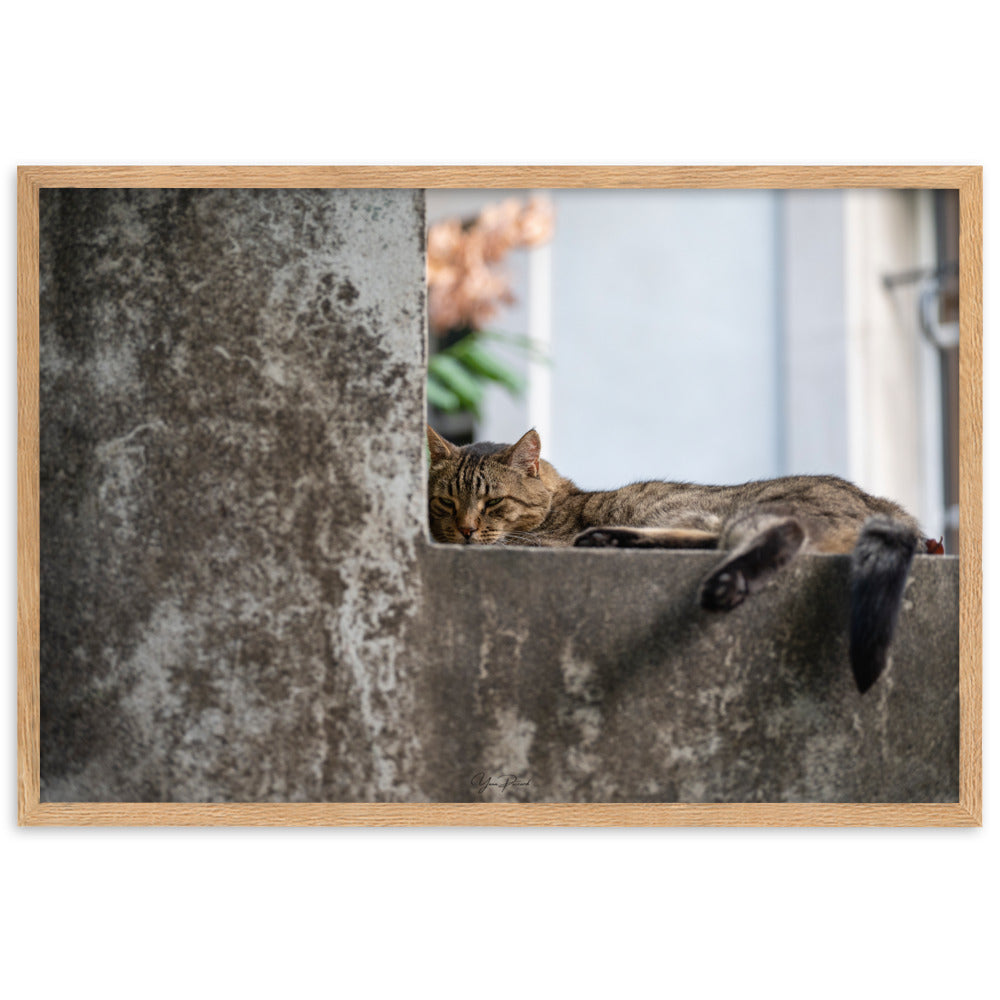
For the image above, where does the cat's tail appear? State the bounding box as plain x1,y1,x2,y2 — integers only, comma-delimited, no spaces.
849,516,920,693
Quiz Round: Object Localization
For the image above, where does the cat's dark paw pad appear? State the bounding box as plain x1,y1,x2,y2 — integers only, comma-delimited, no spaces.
573,527,641,548
700,569,748,610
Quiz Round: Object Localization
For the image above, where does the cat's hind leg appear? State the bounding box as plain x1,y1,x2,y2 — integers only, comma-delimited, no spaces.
574,526,720,549
700,518,805,610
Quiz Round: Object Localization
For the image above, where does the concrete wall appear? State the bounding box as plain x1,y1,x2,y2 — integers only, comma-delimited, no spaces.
39,188,959,804
40,188,429,801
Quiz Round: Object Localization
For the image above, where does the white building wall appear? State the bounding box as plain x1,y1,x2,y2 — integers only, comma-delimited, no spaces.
781,190,849,478
547,189,781,489
844,189,940,533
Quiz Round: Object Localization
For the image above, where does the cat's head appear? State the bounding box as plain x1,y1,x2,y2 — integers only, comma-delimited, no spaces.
426,426,553,545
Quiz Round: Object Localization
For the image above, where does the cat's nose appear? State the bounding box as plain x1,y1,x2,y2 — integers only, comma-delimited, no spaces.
458,524,475,539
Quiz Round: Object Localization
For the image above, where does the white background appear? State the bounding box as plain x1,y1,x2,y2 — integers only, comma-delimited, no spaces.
2,3,995,997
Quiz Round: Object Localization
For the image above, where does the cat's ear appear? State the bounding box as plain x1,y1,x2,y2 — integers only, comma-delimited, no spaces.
502,429,541,478
427,425,458,464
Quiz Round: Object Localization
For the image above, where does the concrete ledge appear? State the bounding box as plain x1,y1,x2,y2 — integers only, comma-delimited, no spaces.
416,547,958,803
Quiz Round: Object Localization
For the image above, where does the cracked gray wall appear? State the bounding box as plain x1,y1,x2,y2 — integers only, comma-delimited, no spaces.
39,188,959,804
40,188,428,801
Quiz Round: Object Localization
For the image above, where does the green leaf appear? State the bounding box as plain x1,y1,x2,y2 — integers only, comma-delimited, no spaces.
426,373,462,412
428,354,485,417
448,337,526,394
477,330,551,364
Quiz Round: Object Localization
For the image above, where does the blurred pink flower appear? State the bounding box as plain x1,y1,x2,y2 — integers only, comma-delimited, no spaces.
428,197,554,335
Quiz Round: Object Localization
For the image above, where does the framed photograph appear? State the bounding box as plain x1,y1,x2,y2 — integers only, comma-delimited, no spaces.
17,166,982,826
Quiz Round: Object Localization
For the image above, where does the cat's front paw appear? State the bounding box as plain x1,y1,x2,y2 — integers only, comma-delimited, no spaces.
700,568,749,610
573,527,643,548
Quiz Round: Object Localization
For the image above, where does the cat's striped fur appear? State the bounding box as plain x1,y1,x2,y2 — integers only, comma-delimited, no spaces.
427,426,923,693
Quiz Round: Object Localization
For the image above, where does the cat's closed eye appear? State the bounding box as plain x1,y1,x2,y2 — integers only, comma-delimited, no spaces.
437,497,455,510
485,498,504,508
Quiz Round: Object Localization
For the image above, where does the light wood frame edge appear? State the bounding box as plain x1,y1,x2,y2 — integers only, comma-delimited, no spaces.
16,165,983,828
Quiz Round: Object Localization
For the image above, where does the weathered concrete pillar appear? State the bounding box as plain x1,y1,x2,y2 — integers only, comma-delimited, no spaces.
39,187,959,804
40,189,428,801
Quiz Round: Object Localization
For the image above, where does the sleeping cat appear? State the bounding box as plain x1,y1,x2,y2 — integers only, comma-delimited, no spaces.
426,425,924,693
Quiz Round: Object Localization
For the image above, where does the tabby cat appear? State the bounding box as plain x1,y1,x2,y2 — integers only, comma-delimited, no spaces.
426,425,925,693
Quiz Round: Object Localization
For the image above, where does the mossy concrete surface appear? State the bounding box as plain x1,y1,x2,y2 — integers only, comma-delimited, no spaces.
38,188,958,804
418,547,958,803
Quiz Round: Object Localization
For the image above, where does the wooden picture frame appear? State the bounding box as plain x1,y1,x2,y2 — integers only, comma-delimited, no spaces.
17,165,982,826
